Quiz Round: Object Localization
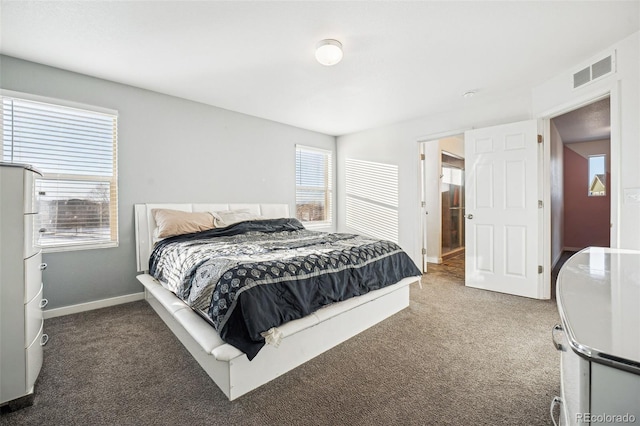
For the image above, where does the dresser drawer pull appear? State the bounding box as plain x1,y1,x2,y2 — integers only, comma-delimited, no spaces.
40,334,49,346
39,263,48,271
39,298,49,309
550,396,562,426
552,323,564,351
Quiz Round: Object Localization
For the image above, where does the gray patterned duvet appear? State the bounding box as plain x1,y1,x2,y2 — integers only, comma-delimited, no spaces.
149,218,421,359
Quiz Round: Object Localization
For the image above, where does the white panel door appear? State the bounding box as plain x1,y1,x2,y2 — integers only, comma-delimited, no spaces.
464,120,542,298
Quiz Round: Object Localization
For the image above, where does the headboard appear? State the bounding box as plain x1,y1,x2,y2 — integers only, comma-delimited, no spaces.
134,203,291,272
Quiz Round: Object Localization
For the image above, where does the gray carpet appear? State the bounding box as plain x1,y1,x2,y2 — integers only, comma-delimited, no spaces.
1,267,560,425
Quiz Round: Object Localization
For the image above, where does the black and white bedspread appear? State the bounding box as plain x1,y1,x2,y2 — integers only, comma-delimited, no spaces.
149,218,421,360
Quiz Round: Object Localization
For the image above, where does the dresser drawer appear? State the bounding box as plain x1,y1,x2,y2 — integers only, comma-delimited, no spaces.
23,169,38,214
26,322,47,393
558,323,590,425
24,251,45,303
24,214,40,258
25,284,46,346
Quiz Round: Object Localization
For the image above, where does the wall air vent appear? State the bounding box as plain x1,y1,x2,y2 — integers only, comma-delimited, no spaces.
573,52,615,89
591,56,612,79
573,67,591,88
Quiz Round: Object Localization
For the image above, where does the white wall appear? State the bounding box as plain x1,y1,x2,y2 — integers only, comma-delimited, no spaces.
0,55,335,310
338,31,639,265
337,91,532,265
533,32,639,250
440,136,464,158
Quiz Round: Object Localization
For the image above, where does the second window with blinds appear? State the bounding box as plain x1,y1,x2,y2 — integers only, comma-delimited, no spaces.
295,145,332,229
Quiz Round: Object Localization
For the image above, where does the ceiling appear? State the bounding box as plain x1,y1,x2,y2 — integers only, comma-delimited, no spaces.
552,97,611,144
1,1,638,137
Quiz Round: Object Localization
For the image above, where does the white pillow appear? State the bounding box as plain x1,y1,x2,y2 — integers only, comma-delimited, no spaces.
212,209,263,228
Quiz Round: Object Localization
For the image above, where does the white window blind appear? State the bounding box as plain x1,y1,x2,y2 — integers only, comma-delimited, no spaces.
345,158,398,243
2,95,118,251
295,145,332,227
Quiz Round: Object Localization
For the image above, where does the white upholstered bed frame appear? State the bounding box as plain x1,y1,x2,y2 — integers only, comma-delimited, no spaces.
134,203,419,400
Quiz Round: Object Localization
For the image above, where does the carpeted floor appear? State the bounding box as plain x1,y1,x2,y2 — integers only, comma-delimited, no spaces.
1,264,561,426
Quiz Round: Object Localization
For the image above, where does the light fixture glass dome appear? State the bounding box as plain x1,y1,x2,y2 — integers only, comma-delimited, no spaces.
315,39,343,66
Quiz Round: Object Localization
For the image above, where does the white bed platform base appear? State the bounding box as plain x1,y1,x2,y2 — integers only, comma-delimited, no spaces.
134,203,419,400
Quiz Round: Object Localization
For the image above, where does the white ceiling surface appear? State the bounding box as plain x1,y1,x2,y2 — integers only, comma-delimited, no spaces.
553,97,611,144
1,1,638,137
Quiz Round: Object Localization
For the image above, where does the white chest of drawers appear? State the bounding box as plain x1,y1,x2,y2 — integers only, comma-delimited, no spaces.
552,248,640,425
0,163,48,409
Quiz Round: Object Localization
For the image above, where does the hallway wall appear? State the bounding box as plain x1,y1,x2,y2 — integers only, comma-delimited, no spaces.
563,141,611,249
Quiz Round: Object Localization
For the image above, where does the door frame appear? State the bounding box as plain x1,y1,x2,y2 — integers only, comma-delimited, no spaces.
418,129,468,272
537,83,620,298
416,85,619,298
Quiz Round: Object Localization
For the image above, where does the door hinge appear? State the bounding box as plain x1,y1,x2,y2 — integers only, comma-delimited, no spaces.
420,153,425,161
422,248,427,255
538,265,543,274
538,200,543,208
421,201,426,207
537,134,543,144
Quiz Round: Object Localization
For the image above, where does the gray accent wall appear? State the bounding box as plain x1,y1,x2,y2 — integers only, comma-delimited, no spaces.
0,55,335,310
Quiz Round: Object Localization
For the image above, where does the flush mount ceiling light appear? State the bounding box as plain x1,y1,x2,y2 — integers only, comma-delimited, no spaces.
315,39,343,66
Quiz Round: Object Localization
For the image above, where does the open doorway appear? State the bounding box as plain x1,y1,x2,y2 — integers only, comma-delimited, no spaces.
417,94,613,298
441,151,465,257
421,135,465,278
549,96,611,289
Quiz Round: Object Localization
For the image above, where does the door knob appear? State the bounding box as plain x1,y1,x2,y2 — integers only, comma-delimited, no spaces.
465,214,473,219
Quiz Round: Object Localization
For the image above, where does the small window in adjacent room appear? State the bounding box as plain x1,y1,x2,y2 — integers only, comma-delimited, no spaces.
588,155,606,196
295,145,332,227
2,94,119,251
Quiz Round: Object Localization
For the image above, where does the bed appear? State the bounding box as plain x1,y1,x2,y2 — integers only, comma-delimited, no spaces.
134,203,421,400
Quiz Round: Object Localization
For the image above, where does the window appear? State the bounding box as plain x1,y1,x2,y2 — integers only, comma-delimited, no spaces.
588,155,606,196
2,93,118,251
345,158,399,243
295,145,332,227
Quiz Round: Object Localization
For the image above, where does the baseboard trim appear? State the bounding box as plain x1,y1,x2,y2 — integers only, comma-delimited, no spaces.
442,248,465,260
426,256,441,264
43,292,145,319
